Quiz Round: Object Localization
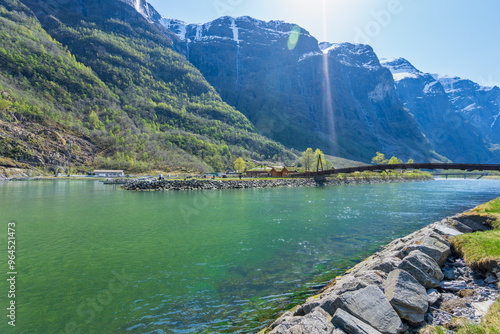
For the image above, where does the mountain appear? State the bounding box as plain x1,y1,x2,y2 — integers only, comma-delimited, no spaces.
2,0,496,171
435,75,500,145
0,0,294,173
118,0,162,23
381,58,495,163
160,16,434,163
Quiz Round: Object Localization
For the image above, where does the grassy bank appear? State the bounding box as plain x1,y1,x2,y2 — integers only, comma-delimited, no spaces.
427,198,500,334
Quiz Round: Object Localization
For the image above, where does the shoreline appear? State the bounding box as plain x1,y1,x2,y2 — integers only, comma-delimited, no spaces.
122,174,433,191
263,203,500,334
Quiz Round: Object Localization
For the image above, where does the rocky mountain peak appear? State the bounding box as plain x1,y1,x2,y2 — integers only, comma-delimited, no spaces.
160,15,317,48
118,0,161,22
321,42,382,71
380,57,423,81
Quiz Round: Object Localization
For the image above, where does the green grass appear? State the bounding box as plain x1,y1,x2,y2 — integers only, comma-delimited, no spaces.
473,200,500,228
451,198,500,269
451,230,500,267
442,198,500,334
455,300,500,334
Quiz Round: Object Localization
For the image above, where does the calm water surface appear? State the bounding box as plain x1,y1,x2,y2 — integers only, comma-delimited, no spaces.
0,179,499,333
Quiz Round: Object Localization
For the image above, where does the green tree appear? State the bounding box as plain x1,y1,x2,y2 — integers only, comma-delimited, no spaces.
209,155,224,172
234,157,246,172
245,161,256,171
324,159,334,170
407,159,414,164
301,148,314,171
371,152,388,165
88,110,104,130
388,156,403,164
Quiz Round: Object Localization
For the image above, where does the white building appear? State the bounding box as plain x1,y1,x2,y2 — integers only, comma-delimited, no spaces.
93,170,125,177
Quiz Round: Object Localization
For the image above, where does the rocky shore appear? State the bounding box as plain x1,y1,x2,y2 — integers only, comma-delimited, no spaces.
0,166,39,180
264,210,499,334
122,175,432,191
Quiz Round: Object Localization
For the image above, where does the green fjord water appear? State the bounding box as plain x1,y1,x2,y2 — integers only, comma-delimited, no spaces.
0,179,499,333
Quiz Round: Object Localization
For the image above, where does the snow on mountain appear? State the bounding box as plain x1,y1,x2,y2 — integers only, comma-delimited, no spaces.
380,58,422,81
322,43,382,71
118,0,161,22
159,18,188,40
159,16,315,44
433,74,500,140
379,57,494,162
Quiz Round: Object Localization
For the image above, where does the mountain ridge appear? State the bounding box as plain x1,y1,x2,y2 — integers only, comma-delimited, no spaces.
0,0,295,173
1,0,499,173
380,57,496,163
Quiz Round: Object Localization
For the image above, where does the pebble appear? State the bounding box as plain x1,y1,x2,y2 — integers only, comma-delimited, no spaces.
427,255,499,328
441,280,467,291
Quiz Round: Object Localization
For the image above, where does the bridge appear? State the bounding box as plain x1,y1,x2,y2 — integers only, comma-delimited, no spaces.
291,163,500,179
430,172,491,179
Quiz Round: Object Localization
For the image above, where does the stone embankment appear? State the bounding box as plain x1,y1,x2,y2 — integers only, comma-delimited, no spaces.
123,175,431,191
265,211,499,334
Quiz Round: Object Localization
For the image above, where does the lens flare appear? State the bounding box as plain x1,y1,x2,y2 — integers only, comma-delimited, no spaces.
321,0,336,153
287,25,301,50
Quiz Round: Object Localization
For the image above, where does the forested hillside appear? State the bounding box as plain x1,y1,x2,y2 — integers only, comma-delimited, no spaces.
0,0,294,173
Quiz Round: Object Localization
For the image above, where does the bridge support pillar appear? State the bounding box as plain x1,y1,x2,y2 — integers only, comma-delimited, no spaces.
314,175,327,183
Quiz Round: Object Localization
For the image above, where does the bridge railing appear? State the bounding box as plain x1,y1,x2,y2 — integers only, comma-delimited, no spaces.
291,163,500,178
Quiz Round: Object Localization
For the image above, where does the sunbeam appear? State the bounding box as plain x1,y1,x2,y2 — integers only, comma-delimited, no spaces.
321,0,336,154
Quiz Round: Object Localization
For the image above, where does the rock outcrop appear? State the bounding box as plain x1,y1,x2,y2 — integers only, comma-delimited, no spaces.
266,207,500,334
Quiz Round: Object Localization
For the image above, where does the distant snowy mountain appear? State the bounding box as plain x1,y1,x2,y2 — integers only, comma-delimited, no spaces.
381,58,494,163
434,75,500,144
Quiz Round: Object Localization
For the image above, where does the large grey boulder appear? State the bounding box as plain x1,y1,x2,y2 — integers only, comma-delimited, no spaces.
398,250,444,288
331,309,382,334
333,271,386,294
433,223,463,237
295,299,322,317
384,269,428,324
440,218,472,233
335,285,404,334
406,235,450,266
270,307,336,334
368,257,403,274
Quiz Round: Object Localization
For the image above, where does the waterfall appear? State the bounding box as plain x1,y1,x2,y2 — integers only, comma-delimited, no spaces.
134,0,145,16
230,18,241,91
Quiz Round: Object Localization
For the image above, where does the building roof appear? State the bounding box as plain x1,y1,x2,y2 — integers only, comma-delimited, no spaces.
271,166,289,172
247,167,273,172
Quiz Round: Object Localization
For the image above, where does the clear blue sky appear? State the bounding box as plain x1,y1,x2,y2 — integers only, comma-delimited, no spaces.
146,0,500,87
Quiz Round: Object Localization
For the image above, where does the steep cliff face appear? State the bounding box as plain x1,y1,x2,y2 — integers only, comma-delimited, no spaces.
118,0,162,22
161,17,433,162
436,75,500,145
381,58,494,163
